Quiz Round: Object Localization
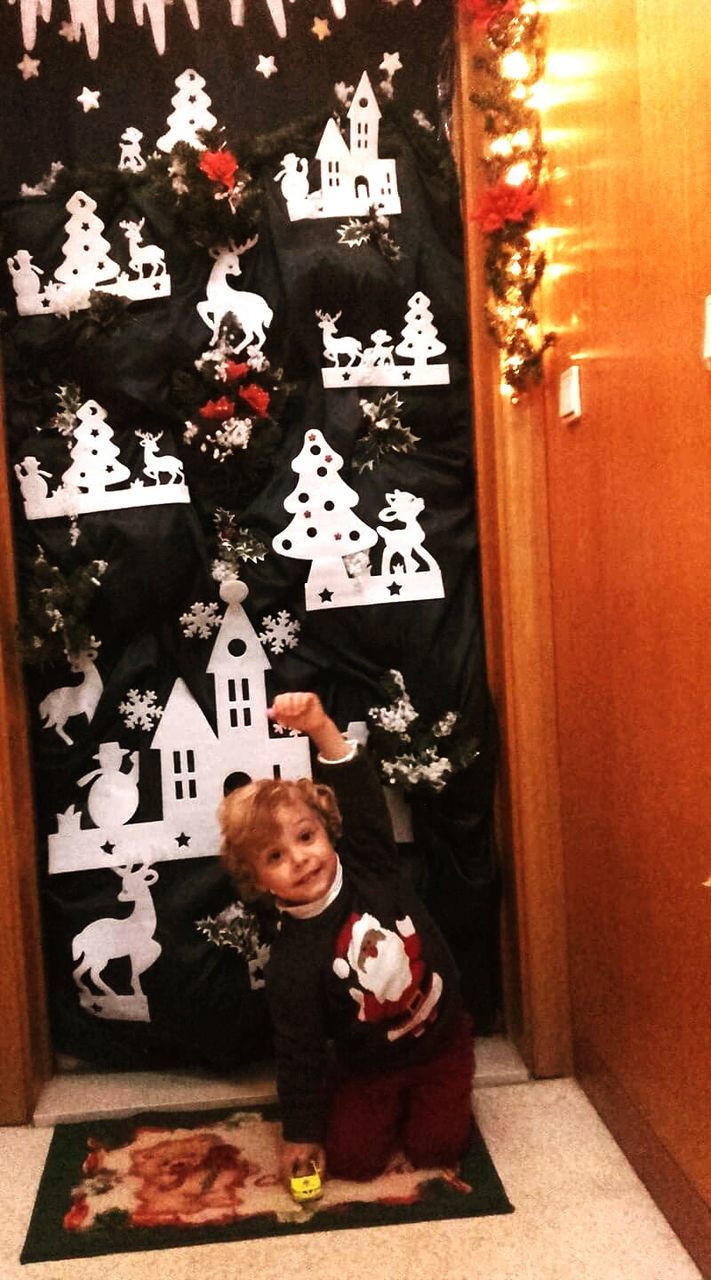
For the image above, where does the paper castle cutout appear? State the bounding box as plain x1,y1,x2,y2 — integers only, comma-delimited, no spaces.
275,71,401,221
15,401,190,519
316,294,450,388
272,429,444,611
6,191,171,317
197,237,273,350
47,579,312,876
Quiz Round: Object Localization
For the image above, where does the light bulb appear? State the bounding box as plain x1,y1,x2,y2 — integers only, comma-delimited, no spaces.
505,161,532,186
501,51,532,81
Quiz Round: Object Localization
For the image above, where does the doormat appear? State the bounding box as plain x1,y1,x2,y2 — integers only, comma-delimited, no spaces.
21,1103,514,1263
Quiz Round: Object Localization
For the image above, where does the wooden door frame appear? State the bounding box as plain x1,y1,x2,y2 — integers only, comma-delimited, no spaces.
0,27,572,1125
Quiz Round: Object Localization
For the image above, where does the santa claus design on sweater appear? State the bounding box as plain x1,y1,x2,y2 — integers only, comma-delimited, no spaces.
332,912,443,1042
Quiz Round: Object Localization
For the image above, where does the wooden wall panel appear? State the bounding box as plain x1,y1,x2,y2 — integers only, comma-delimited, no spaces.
538,0,711,1265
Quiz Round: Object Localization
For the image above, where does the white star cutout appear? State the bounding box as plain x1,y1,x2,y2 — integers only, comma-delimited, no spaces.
77,86,101,112
256,54,278,78
17,54,40,80
380,52,403,78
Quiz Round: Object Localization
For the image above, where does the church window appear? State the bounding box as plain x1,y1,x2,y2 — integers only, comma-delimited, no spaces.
172,748,197,800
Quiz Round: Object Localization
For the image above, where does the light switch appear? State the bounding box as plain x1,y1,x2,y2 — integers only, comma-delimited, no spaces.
559,364,582,420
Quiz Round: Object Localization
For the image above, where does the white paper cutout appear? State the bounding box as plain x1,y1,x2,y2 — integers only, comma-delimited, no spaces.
16,401,190,520
316,294,451,388
256,53,277,78
76,85,101,112
48,579,312,874
17,52,41,79
259,610,300,654
275,71,401,221
157,68,217,152
13,1,416,58
196,237,273,351
380,51,402,78
119,688,163,731
180,600,221,638
118,127,147,172
272,429,444,611
72,857,162,1021
6,190,171,317
38,640,103,745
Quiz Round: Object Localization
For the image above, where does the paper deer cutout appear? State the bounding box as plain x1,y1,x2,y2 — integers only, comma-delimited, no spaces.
317,294,450,388
196,237,274,351
38,641,103,746
72,855,162,1022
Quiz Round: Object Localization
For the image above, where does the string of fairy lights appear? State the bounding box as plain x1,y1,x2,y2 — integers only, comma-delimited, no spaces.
464,0,555,402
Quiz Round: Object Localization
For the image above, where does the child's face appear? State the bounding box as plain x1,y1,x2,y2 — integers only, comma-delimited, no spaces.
254,797,338,906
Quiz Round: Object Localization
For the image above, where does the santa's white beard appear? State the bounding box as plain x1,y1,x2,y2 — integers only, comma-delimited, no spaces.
356,931,411,1003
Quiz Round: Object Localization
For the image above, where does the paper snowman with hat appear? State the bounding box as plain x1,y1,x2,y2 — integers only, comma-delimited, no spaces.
331,911,443,1042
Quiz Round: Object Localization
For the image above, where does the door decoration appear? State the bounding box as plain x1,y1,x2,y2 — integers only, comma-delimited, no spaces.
274,71,401,221
15,400,190,519
316,294,450,388
6,191,171,317
47,578,312,875
72,855,162,1021
272,429,444,611
196,238,273,352
38,639,103,745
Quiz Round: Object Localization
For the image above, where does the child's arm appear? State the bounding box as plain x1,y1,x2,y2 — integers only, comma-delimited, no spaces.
268,691,349,761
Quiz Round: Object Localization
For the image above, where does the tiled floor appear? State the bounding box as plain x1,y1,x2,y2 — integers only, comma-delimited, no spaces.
0,1042,703,1280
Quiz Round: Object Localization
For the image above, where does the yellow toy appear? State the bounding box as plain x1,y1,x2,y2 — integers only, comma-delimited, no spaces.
289,1160,323,1203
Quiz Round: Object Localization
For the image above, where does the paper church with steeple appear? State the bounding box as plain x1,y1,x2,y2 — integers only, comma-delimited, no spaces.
47,579,312,875
275,71,401,221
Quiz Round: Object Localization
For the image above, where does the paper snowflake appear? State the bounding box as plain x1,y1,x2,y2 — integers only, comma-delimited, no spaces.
259,610,301,654
180,600,221,638
118,688,163,731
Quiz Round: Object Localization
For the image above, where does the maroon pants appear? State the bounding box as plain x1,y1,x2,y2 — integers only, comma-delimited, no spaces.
325,1016,474,1181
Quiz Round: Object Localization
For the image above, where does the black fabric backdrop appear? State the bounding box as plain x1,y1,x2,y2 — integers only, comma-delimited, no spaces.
0,0,501,1070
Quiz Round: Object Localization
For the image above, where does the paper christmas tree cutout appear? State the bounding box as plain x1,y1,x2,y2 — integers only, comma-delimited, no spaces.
6,191,171,317
316,293,450,388
157,68,217,152
197,237,274,350
272,429,444,611
15,401,190,519
274,71,401,221
47,578,311,875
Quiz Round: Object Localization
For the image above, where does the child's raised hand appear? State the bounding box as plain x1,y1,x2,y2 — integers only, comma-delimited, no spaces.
268,691,326,736
268,692,349,761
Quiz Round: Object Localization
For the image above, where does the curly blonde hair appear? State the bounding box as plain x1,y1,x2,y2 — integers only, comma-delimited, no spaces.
218,777,342,902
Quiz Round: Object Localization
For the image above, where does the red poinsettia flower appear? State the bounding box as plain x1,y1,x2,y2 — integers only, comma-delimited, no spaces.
198,149,239,192
472,179,539,232
224,360,251,383
238,383,270,417
460,0,521,28
63,1195,90,1231
198,396,237,421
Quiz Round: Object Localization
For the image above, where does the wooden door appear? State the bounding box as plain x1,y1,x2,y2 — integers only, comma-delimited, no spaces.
535,1,711,1270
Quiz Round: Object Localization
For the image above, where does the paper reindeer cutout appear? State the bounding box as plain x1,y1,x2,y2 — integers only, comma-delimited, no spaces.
316,294,450,388
196,237,274,351
47,579,312,875
6,191,171,317
272,429,444,610
275,71,401,221
15,401,190,519
39,641,103,745
72,854,162,1021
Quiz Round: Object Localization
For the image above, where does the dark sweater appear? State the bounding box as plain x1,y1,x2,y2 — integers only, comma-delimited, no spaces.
265,749,464,1144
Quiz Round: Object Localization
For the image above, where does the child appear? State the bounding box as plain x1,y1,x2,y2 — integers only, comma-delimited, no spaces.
219,691,474,1186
